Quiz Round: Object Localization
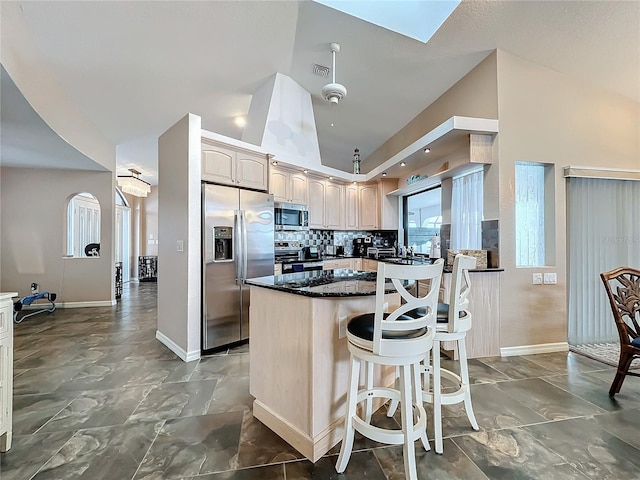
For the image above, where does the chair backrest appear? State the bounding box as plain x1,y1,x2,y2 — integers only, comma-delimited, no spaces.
446,254,477,333
373,259,444,357
600,266,640,348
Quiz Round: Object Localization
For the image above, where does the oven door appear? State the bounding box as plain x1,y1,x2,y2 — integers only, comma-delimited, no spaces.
282,261,324,273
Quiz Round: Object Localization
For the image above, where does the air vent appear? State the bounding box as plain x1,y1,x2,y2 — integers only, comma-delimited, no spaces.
313,64,330,77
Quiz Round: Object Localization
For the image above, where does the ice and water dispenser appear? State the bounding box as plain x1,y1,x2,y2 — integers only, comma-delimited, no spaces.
214,226,233,261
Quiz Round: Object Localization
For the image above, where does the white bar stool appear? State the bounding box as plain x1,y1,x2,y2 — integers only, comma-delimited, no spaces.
389,254,479,454
335,260,444,480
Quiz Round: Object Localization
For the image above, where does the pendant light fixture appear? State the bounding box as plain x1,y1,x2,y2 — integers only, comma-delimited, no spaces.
117,168,151,198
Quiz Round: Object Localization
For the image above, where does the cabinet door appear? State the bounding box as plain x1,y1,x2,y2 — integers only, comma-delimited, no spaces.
270,169,289,202
307,178,325,228
358,184,379,230
324,182,344,229
0,343,4,432
236,152,268,191
363,259,378,272
289,173,308,205
353,259,363,271
345,184,359,230
202,144,236,186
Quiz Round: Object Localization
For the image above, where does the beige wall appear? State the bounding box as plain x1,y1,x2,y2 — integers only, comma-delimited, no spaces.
0,167,115,303
157,113,202,361
365,52,499,171
495,50,640,349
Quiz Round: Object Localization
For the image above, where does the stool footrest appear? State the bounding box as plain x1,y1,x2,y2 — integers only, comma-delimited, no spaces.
353,404,427,445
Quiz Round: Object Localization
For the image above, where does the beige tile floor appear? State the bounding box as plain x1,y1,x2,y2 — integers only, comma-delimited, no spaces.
2,282,640,479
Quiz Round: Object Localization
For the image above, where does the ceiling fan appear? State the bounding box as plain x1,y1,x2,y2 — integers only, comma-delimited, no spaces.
322,42,347,105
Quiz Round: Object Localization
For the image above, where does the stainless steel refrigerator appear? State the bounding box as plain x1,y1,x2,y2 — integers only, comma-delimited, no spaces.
202,183,274,352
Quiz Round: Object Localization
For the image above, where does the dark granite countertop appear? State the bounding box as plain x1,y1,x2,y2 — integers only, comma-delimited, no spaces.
246,269,412,297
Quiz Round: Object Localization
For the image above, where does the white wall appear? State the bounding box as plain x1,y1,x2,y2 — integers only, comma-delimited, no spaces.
157,113,202,362
0,167,115,304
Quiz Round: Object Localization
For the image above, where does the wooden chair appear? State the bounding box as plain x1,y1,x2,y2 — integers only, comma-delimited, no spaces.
600,266,640,397
336,259,444,480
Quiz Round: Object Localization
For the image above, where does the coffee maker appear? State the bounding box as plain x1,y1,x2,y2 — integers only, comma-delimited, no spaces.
352,237,372,257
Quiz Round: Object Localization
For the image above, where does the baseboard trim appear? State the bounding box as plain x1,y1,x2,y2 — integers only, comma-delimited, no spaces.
155,330,201,363
500,342,569,357
22,300,116,309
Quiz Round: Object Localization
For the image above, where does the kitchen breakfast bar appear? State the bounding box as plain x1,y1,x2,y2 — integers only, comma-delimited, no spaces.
246,266,501,462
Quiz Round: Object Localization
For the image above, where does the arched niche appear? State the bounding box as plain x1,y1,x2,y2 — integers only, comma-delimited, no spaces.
66,192,101,258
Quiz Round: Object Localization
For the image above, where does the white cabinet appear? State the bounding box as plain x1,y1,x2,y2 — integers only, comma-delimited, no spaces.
201,141,268,191
378,178,399,230
270,167,307,205
274,263,282,275
0,292,17,452
307,178,344,229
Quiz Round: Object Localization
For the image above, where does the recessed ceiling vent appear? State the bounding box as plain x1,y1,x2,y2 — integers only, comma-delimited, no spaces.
313,64,331,78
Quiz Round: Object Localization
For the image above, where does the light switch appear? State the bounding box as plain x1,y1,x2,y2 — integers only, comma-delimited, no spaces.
177,240,184,252
544,273,557,285
532,273,543,285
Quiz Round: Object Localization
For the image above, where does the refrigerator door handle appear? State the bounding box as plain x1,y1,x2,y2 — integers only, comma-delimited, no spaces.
234,210,242,284
240,210,248,280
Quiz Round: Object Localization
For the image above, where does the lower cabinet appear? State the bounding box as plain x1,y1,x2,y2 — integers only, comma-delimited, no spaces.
0,292,17,452
323,259,353,270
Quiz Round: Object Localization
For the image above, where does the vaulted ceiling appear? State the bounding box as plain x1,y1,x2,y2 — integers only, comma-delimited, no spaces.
2,1,638,184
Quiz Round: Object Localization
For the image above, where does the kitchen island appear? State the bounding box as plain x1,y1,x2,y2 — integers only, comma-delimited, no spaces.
246,269,400,462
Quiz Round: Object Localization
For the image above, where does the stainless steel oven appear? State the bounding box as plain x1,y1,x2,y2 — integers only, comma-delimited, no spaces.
274,203,309,231
282,261,324,273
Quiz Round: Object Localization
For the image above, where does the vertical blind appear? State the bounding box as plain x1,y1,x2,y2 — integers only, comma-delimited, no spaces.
567,177,640,345
450,169,483,250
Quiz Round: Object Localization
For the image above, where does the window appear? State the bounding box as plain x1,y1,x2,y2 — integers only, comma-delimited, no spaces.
450,169,483,250
404,187,441,254
515,162,554,266
67,192,101,257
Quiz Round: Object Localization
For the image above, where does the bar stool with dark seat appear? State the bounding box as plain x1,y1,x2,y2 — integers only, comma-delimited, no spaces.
335,259,444,480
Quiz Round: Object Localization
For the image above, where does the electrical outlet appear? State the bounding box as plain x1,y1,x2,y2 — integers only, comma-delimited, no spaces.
339,315,348,339
532,273,543,285
544,273,557,285
176,240,184,252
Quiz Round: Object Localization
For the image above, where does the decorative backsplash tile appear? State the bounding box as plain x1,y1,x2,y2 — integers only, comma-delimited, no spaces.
275,229,396,255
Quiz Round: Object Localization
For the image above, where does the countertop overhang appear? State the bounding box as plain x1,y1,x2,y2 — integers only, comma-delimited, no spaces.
246,269,411,297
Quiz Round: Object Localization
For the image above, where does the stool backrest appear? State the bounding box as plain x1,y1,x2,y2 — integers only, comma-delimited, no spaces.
600,266,640,349
446,254,476,333
373,259,444,357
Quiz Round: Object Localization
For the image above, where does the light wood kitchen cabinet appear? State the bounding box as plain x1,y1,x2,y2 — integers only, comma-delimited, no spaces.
358,183,379,230
0,292,17,452
274,263,282,275
270,167,307,205
323,258,353,270
307,177,344,229
378,178,399,230
324,181,344,229
362,258,378,272
307,177,325,228
353,258,363,271
345,184,359,230
201,141,268,191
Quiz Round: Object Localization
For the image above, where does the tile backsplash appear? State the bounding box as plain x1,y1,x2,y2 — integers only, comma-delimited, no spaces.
275,230,396,255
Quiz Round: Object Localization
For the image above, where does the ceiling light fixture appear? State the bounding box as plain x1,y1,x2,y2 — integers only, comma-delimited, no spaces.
424,148,431,153
234,116,247,127
117,169,151,198
322,42,347,105
272,160,278,166
400,162,406,166
382,172,387,177
303,169,308,174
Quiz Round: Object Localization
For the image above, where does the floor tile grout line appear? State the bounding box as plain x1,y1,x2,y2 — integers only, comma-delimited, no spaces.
449,436,492,480
31,393,83,435
129,419,166,480
537,375,611,414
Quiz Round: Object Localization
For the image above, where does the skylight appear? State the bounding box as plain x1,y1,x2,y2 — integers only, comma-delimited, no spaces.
313,0,460,43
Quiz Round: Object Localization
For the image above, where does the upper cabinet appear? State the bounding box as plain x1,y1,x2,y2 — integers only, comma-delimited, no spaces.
358,183,379,230
308,177,344,229
201,141,268,191
269,167,307,205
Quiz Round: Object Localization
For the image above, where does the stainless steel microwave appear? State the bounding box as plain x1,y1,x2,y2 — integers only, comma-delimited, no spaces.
274,203,309,231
